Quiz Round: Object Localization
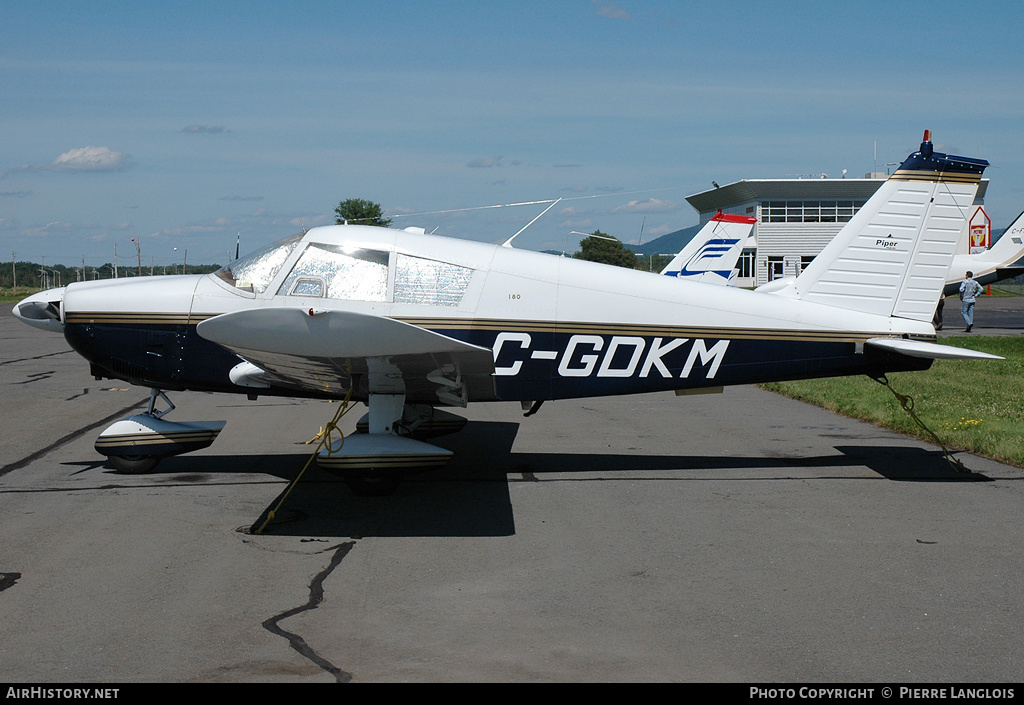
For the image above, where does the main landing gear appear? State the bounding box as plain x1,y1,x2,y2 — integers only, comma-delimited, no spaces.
95,389,225,474
93,388,463,497
317,397,464,496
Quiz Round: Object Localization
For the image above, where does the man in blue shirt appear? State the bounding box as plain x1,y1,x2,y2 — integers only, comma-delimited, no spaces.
959,270,983,332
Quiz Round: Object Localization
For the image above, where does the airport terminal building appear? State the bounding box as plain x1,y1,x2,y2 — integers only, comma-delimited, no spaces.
685,175,990,288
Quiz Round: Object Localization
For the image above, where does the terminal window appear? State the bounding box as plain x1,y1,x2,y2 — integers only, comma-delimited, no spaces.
738,250,756,278
762,200,866,224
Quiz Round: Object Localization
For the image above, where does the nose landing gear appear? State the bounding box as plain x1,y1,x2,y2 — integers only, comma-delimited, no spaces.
95,389,226,474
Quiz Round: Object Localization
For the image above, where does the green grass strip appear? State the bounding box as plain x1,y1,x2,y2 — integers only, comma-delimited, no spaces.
760,337,1024,468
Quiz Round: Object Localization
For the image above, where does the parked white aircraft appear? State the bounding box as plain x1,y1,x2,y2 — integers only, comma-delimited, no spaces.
944,209,1024,296
659,210,755,284
13,131,1001,494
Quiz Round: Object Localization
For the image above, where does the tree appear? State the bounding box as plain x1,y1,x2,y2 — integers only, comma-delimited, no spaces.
334,198,392,227
573,231,636,268
635,254,674,273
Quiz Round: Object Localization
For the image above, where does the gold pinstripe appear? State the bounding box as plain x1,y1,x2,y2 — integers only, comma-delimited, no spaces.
64,311,937,345
355,420,465,431
889,169,982,184
317,454,451,469
65,312,219,325
95,429,222,448
397,317,936,344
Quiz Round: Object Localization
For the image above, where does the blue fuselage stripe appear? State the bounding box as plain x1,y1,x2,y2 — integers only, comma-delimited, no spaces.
63,320,931,403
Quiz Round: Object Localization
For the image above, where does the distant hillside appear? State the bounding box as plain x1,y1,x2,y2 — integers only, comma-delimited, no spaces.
633,223,701,256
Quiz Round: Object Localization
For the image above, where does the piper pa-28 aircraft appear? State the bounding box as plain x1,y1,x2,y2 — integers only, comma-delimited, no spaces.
13,131,1002,494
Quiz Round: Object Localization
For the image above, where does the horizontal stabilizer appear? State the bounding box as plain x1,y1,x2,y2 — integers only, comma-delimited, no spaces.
866,337,1003,360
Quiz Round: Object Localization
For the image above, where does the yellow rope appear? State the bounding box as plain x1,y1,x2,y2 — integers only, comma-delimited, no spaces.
870,374,970,474
253,387,356,534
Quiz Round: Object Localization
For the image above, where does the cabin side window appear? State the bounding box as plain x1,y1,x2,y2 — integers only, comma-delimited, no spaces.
394,254,474,306
278,243,389,301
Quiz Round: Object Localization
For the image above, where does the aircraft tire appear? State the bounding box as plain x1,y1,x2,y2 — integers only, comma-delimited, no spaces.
107,455,161,474
344,474,401,497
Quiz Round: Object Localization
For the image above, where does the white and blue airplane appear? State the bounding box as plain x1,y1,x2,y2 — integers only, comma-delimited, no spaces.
13,131,1001,494
943,209,1024,296
659,210,755,284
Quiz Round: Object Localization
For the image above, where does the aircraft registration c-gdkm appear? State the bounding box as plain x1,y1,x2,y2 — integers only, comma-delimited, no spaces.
13,131,1003,494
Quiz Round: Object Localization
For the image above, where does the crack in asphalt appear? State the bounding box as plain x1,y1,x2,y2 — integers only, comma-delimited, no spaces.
262,541,356,683
0,397,149,478
14,371,54,384
0,350,74,366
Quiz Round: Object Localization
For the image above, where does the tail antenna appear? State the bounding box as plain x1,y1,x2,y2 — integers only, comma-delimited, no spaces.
920,129,934,158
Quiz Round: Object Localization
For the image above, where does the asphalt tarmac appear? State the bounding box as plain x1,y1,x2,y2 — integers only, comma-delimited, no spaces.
936,291,1024,336
2,299,1024,683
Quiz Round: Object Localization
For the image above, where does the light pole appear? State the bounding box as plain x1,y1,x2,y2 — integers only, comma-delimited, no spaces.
645,253,674,273
174,247,188,274
132,237,142,276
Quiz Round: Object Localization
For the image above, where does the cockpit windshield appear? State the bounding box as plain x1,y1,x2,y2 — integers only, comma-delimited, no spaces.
277,243,390,301
215,234,303,293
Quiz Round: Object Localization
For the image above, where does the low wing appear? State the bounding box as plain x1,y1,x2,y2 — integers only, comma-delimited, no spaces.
866,337,1003,360
196,308,497,404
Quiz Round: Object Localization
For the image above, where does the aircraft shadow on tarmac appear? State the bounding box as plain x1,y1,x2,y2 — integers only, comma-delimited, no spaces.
59,421,989,538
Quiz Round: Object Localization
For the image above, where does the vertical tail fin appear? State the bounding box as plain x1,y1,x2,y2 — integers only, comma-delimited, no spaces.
660,210,755,285
792,131,988,321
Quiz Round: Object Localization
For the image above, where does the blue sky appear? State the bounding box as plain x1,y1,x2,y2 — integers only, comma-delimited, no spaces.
2,1,1023,269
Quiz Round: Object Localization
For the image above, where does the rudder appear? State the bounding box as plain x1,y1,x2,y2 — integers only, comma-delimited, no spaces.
790,131,988,322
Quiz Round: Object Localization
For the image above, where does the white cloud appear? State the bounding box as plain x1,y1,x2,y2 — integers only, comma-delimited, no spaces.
290,213,333,229
613,198,679,213
23,221,75,237
43,146,134,173
558,217,596,229
181,125,228,134
593,1,630,20
468,155,502,168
